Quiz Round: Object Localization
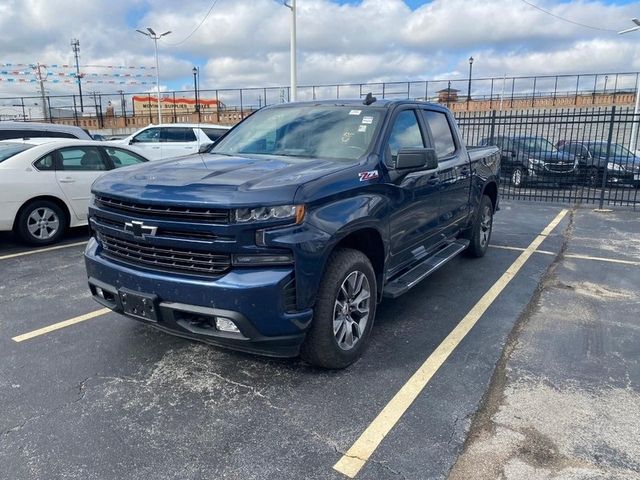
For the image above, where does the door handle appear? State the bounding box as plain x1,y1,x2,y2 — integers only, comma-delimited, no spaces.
59,178,75,183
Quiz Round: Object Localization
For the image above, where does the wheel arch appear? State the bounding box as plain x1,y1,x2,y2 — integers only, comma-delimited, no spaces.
331,226,386,301
482,181,498,211
13,195,71,231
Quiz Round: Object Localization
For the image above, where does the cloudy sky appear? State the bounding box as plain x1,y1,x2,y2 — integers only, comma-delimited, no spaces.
0,0,639,99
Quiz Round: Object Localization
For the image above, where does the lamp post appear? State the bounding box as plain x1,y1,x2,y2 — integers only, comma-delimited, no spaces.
136,27,171,124
192,66,200,122
467,56,474,102
284,0,297,101
618,18,640,152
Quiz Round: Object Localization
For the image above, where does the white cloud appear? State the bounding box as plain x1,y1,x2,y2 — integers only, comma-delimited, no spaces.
0,0,638,99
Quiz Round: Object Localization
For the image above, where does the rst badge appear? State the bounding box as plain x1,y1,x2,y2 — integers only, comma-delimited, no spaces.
358,170,379,182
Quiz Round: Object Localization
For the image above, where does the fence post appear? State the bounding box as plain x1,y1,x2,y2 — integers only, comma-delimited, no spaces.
574,75,580,105
425,81,429,101
73,95,79,126
489,79,494,109
489,109,497,143
172,91,177,123
598,106,616,209
20,97,26,121
240,89,244,118
148,93,152,123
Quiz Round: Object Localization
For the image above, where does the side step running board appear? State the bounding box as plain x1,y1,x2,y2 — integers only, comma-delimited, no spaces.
383,240,469,299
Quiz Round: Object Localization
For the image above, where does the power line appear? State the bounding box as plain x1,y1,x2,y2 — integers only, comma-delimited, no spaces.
520,0,619,33
166,0,221,46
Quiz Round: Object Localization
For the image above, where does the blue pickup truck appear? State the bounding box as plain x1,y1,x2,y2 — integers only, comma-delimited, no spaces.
84,98,500,368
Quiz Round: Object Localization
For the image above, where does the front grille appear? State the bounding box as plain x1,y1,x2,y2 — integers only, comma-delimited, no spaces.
544,163,574,173
98,232,230,276
95,195,230,224
92,214,226,242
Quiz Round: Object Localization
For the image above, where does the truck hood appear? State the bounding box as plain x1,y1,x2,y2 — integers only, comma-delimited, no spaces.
92,153,352,206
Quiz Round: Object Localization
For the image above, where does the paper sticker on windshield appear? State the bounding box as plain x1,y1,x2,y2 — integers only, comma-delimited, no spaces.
362,116,373,124
359,170,379,182
358,125,367,132
349,109,362,115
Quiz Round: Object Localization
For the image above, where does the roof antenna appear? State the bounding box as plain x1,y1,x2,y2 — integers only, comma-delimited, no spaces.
363,92,377,105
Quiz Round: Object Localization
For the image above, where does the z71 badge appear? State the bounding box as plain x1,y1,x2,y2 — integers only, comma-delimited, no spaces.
358,170,379,181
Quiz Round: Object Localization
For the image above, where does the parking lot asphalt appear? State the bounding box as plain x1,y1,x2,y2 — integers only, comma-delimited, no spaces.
450,207,640,480
2,200,629,480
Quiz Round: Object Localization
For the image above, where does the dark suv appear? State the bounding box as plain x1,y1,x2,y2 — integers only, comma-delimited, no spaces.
557,141,640,188
480,136,577,187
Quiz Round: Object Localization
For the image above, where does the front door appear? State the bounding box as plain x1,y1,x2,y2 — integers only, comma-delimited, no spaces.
129,127,162,160
54,146,109,221
386,108,442,274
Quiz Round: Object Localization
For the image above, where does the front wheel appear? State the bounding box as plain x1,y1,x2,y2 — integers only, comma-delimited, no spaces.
301,248,377,369
511,167,525,188
465,195,494,258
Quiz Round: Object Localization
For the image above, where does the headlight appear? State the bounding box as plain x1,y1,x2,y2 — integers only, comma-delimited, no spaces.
607,162,623,172
234,205,305,224
528,158,544,166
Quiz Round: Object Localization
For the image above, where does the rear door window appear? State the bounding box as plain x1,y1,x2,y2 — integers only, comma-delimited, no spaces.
58,147,108,171
423,110,456,159
161,127,197,142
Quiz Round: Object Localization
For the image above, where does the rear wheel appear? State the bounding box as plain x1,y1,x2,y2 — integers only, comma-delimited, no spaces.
301,248,376,369
465,195,494,258
15,200,67,245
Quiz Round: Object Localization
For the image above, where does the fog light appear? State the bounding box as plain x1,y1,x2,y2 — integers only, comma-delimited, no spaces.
215,318,240,333
95,286,105,299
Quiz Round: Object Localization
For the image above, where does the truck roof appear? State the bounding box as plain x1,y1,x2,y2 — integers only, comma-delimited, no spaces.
270,98,448,111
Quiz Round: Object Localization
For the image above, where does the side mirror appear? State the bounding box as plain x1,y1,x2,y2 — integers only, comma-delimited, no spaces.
396,148,438,170
198,142,213,154
128,138,136,145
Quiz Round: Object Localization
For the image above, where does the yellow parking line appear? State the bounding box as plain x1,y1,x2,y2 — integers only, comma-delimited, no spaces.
491,244,554,255
0,241,87,261
11,308,111,343
333,209,568,478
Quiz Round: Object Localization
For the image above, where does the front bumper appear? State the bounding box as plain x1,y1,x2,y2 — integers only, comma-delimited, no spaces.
84,238,312,357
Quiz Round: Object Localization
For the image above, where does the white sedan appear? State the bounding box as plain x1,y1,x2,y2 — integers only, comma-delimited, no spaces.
0,139,148,245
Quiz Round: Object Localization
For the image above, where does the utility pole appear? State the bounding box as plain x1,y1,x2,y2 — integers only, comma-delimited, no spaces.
284,0,297,102
32,63,48,121
71,39,84,113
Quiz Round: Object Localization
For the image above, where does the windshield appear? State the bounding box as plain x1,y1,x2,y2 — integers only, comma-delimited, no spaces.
590,143,634,158
212,105,384,161
0,142,33,163
516,137,557,153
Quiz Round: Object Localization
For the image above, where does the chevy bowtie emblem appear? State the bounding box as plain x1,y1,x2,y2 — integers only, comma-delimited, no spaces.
124,220,158,239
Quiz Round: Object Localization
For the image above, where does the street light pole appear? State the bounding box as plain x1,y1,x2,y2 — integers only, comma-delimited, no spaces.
136,27,171,124
618,18,640,152
467,56,474,102
284,0,297,102
192,66,200,122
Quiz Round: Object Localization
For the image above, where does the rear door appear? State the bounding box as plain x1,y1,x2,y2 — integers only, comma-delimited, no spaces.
422,109,472,237
54,146,109,221
160,127,198,158
386,108,442,273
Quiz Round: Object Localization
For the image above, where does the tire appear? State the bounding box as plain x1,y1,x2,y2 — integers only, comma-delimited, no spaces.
511,167,525,188
586,167,601,187
15,200,67,245
465,195,494,258
301,248,377,369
